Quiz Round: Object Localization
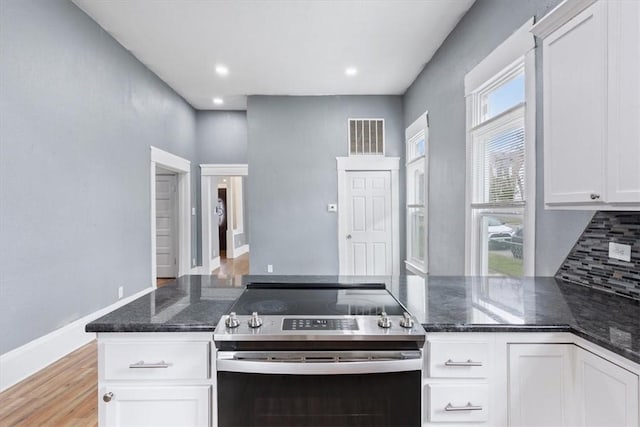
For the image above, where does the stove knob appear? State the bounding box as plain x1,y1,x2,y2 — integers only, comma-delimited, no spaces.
378,311,392,328
400,312,414,329
248,312,263,328
225,312,240,328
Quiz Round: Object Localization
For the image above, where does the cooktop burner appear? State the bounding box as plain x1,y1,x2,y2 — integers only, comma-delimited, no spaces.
228,287,407,316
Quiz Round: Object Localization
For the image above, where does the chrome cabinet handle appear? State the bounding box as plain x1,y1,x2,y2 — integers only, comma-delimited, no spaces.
129,360,170,369
103,392,114,403
590,193,600,200
445,402,483,412
444,359,483,367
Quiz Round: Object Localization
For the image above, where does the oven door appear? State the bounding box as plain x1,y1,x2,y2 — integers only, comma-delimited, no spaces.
216,350,422,427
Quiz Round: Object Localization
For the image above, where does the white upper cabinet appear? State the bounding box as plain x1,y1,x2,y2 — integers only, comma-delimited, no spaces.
533,0,640,209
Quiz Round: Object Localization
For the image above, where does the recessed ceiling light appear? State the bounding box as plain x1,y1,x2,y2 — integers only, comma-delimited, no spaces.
345,67,358,76
213,97,224,105
215,65,229,76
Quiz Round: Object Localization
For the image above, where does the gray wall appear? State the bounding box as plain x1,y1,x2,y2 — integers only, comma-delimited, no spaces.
247,96,404,275
403,0,593,276
195,110,249,261
196,111,248,164
0,0,198,353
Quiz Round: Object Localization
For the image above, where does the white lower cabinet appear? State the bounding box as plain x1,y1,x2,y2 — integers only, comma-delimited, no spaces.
507,342,639,427
102,385,210,427
97,333,214,427
424,333,639,426
575,348,639,427
427,384,489,423
508,344,576,426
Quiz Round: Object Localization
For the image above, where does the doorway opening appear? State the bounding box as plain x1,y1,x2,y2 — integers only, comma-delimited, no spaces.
155,167,178,281
150,146,191,288
200,164,249,281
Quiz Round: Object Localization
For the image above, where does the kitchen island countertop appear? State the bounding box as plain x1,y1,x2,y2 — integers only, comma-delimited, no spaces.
86,275,639,364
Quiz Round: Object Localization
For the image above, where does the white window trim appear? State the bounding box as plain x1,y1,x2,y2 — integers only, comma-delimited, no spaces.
464,19,536,276
405,111,429,275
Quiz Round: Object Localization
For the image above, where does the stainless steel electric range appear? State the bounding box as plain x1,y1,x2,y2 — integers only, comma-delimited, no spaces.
213,282,425,427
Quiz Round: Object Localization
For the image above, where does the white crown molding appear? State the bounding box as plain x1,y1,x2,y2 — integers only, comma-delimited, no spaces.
531,0,597,39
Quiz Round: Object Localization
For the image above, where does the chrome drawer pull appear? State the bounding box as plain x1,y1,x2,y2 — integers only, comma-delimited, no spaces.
444,359,482,367
445,402,483,412
129,360,170,369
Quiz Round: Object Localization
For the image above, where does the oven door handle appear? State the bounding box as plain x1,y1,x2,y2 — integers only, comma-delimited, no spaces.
216,358,422,375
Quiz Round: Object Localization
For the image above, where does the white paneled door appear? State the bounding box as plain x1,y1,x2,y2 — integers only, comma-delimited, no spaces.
344,171,392,275
156,173,178,278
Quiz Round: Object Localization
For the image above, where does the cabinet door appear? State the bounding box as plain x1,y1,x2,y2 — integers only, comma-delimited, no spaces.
607,0,640,204
102,385,210,427
543,2,606,205
508,344,575,427
575,348,639,427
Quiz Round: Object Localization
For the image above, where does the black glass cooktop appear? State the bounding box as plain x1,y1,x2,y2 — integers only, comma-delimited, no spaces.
227,286,407,316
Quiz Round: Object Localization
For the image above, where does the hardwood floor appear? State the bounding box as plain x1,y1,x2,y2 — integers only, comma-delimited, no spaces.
0,341,98,427
0,255,250,426
213,251,249,278
156,277,175,287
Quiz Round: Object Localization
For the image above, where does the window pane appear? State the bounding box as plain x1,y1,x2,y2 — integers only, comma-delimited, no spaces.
482,72,524,121
473,118,525,203
478,214,523,277
408,208,425,263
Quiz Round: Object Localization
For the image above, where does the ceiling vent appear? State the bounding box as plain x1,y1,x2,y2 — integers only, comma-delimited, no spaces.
349,119,384,156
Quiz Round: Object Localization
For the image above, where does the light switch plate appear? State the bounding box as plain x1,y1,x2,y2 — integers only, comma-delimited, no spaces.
608,242,631,262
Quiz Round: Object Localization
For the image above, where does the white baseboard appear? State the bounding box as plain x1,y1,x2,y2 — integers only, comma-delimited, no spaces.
229,244,249,259
0,286,154,392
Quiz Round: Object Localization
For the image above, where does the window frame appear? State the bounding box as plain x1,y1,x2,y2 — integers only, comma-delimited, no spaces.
464,19,536,277
405,112,429,274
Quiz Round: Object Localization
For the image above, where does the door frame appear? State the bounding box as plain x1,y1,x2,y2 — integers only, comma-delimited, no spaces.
337,157,400,275
200,164,248,274
150,146,191,287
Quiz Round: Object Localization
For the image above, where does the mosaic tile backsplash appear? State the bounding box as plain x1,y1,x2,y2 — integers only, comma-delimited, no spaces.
556,211,640,300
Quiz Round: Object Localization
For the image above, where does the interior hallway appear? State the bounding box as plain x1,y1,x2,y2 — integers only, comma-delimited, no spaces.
213,251,249,279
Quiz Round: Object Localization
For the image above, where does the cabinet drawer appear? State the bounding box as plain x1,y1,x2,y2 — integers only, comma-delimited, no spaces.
102,341,209,380
427,384,489,423
428,341,489,378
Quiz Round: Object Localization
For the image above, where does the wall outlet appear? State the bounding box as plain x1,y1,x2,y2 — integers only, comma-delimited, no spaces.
118,286,124,299
267,264,273,273
608,242,631,262
192,207,196,215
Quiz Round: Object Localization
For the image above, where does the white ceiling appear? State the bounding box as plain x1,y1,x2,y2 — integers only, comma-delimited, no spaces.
72,0,475,110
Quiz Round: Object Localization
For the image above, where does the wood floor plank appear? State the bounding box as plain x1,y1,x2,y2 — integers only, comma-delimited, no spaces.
0,341,98,427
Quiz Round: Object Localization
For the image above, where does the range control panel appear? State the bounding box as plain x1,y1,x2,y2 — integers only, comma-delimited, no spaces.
282,318,359,331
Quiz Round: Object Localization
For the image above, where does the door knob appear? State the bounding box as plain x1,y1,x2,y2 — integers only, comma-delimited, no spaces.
103,392,114,403
346,234,352,239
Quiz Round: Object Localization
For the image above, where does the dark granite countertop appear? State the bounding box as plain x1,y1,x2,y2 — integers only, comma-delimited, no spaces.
86,275,639,364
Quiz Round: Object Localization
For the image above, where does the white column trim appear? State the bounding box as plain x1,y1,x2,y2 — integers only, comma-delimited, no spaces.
336,156,400,276
150,146,191,284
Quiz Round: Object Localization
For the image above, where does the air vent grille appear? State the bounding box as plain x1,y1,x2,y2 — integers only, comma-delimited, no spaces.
349,119,384,155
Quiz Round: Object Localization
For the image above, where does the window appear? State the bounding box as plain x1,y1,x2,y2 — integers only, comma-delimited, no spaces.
405,113,428,274
349,119,384,155
465,19,535,277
